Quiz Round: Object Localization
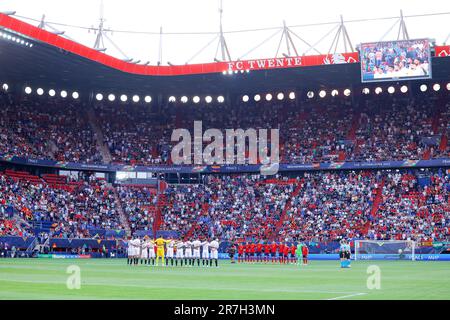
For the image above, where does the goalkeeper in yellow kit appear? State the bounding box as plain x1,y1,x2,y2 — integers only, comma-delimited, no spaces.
152,237,171,267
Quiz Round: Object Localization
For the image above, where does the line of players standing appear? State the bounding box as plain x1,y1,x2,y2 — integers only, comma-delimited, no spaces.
127,237,220,267
237,242,309,265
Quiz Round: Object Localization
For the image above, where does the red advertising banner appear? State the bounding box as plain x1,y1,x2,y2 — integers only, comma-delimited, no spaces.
225,53,359,72
435,45,450,57
0,13,361,76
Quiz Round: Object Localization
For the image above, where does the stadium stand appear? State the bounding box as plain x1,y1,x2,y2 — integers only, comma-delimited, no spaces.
1,92,449,165
1,88,449,246
2,168,448,244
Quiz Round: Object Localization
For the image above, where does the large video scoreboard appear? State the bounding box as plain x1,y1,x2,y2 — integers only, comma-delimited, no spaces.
360,38,432,82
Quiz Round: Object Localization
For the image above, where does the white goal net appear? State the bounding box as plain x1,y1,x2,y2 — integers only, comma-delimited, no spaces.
354,240,416,261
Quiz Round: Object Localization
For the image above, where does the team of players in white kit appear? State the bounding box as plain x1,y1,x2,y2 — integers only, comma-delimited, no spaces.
127,237,221,267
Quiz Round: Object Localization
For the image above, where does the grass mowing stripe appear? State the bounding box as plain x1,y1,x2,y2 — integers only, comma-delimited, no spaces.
326,293,368,300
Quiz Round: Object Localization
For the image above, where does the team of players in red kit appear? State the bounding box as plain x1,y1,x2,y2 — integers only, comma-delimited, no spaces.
237,242,309,264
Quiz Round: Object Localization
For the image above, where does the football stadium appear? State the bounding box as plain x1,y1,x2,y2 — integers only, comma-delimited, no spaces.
0,0,450,303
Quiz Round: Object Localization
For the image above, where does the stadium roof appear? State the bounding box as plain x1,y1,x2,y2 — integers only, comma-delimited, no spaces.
3,1,450,64
1,12,450,96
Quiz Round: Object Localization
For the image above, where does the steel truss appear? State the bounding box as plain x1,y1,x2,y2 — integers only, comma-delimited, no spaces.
11,6,450,65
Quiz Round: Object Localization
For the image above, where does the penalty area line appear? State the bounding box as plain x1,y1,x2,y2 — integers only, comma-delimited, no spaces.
326,292,368,300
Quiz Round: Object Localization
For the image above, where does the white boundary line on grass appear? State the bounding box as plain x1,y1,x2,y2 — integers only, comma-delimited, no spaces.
326,292,368,300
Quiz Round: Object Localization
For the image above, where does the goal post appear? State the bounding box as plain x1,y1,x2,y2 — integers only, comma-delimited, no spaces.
354,240,416,261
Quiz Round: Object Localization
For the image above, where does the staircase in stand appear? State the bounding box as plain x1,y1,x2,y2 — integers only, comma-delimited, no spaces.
87,108,112,164
110,184,131,237
347,113,361,141
268,182,303,241
370,179,385,218
152,194,168,237
439,134,448,153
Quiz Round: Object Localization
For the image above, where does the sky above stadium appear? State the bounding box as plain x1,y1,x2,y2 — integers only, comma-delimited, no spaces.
1,0,449,64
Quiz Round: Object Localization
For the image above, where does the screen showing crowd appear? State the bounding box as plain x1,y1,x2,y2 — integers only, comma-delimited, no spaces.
360,39,431,82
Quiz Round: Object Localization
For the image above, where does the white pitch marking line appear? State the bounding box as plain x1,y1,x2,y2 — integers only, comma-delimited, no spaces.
327,292,368,300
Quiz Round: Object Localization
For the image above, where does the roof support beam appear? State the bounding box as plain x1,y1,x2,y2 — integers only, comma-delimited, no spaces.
327,15,354,55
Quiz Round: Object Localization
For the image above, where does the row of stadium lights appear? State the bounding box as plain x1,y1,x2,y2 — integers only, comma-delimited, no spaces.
418,83,450,92
95,93,152,103
24,86,79,99
242,83,450,102
168,95,225,104
242,90,350,102
22,86,152,103
0,31,33,47
11,83,450,102
317,84,450,98
365,83,450,95
244,84,450,102
19,86,225,104
242,92,296,102
96,94,225,104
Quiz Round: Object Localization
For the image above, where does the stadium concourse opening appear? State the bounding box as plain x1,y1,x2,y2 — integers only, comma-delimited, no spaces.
0,4,450,304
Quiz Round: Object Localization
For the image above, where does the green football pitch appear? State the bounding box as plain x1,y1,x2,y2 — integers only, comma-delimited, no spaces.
0,259,449,300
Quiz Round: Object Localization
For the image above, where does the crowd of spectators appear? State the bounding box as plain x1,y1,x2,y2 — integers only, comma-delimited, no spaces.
94,103,172,165
368,170,449,241
1,92,448,166
159,169,449,243
349,97,441,161
1,168,448,243
0,172,122,238
277,171,379,242
0,91,449,244
0,94,102,163
161,183,213,236
117,185,157,233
